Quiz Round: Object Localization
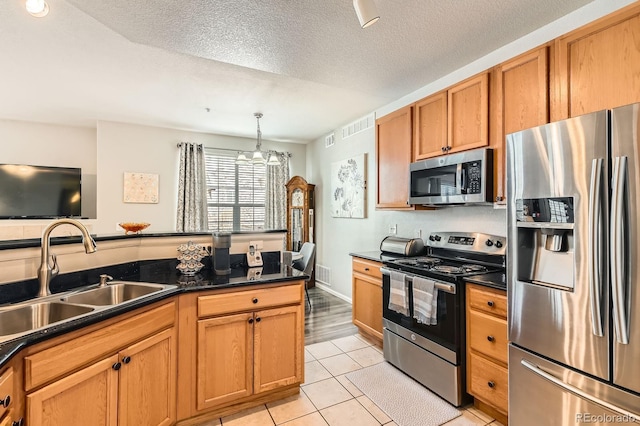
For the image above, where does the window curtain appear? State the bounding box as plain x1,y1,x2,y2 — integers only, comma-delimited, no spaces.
176,142,208,232
265,152,291,230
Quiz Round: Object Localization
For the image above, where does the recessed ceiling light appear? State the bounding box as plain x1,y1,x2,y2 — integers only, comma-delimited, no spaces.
25,0,49,18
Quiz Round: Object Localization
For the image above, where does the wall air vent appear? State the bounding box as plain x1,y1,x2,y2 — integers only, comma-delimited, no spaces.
325,133,335,148
342,113,375,140
315,264,331,286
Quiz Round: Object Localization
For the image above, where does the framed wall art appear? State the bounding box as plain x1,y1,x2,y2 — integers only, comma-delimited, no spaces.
123,172,159,204
330,153,366,218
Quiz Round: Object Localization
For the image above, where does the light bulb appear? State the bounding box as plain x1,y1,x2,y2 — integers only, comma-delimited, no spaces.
26,0,49,17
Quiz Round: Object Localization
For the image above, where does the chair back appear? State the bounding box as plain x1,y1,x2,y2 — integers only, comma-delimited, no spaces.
292,242,316,276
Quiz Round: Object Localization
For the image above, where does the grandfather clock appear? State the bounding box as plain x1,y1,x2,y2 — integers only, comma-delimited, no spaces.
286,176,315,253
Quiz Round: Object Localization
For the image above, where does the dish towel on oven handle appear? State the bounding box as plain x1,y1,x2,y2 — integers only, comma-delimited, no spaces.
388,271,409,316
412,276,438,325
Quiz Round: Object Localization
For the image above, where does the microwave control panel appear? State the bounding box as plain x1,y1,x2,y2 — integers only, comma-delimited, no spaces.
465,161,482,194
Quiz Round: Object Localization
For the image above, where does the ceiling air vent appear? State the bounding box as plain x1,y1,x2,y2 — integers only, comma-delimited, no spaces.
342,113,375,140
325,133,335,148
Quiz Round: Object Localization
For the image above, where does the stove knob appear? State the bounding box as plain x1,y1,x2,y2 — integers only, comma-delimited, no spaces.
435,235,441,242
495,240,503,248
485,239,494,247
429,235,436,241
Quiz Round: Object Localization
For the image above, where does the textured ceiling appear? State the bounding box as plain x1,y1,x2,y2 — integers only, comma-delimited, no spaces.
0,0,593,142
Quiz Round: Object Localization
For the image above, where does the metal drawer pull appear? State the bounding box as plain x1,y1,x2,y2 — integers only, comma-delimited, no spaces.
487,381,495,388
487,335,494,342
252,298,258,304
364,267,370,271
487,300,494,307
521,359,640,420
0,395,10,408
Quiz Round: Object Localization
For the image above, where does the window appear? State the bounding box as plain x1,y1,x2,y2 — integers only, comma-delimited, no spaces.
204,149,266,232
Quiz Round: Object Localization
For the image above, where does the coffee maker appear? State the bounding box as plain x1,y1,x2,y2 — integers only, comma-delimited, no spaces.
212,232,231,275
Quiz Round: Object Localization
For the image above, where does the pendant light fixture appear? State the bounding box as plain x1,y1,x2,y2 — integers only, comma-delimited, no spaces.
353,0,379,28
25,0,49,17
236,113,281,166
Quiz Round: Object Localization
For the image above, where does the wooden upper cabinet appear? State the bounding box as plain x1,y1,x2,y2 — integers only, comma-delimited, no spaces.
376,105,413,209
554,2,640,120
448,72,489,154
413,91,447,160
491,46,550,202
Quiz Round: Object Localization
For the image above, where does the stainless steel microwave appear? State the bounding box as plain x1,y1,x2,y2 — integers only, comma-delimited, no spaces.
409,148,493,206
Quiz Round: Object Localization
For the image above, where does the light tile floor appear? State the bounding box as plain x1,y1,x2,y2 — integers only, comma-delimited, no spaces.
197,333,505,426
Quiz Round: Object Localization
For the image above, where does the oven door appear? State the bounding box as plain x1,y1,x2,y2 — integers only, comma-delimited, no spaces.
381,267,462,364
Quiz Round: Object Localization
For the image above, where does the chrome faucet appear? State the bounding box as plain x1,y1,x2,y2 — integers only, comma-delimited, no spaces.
37,219,97,297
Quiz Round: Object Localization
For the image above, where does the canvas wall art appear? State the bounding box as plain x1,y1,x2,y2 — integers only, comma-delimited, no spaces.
331,154,366,218
123,172,159,203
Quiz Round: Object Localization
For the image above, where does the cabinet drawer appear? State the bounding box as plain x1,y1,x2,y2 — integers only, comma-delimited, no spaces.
468,352,508,415
198,284,302,318
0,367,13,420
352,258,382,280
25,302,175,391
468,310,508,364
467,284,507,318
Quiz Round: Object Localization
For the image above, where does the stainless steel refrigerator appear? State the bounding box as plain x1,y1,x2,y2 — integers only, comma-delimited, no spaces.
506,103,640,425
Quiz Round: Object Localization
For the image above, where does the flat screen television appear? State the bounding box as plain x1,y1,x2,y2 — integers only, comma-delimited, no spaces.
0,164,82,218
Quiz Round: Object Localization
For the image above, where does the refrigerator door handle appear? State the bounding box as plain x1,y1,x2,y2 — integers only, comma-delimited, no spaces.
521,359,640,420
588,158,604,337
610,156,629,345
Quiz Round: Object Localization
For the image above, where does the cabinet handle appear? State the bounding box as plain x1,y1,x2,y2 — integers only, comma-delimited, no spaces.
495,196,504,202
252,298,259,304
487,335,495,342
0,394,10,408
364,267,370,271
248,318,254,324
12,419,24,426
112,362,122,371
256,317,261,323
487,300,494,307
122,356,131,364
441,147,446,152
487,381,495,388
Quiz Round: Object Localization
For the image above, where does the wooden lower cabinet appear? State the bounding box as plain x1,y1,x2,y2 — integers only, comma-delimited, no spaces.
190,283,305,420
465,283,508,424
25,302,177,426
352,258,383,344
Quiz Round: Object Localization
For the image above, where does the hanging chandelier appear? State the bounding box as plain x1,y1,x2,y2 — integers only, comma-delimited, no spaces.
236,113,280,166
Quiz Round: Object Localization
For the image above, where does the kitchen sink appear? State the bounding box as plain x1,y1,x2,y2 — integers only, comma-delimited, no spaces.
61,282,168,306
0,301,95,336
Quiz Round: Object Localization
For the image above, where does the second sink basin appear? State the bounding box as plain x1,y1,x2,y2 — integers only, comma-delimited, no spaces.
61,282,167,306
0,302,95,336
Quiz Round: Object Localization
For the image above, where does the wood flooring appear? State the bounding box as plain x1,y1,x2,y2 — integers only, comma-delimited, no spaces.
304,287,358,345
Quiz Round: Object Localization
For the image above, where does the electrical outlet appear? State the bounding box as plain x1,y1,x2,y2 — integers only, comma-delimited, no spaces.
388,224,397,235
414,229,422,239
249,240,263,250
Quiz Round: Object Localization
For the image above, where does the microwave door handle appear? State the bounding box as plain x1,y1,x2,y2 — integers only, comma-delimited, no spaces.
588,158,604,337
611,156,629,345
456,164,464,194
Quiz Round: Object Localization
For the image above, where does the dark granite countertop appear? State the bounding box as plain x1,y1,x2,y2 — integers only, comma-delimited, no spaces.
349,251,404,263
0,229,286,251
0,252,305,369
464,272,507,291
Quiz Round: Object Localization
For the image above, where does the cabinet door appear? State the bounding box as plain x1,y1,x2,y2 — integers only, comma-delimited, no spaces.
376,105,414,209
253,305,303,394
27,355,119,426
555,4,640,119
352,273,383,341
448,73,489,154
414,92,448,160
492,47,549,202
196,313,253,410
119,327,177,426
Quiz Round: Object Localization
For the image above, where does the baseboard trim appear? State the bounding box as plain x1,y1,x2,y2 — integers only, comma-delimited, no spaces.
314,282,352,304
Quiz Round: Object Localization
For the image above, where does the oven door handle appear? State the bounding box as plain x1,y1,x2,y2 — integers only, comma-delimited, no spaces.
380,267,456,294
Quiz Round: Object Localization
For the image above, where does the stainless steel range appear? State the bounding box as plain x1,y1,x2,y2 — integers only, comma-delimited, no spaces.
380,232,506,406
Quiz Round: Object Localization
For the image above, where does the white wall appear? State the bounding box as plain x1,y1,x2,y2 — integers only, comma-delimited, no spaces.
96,120,306,234
308,0,635,301
0,119,97,218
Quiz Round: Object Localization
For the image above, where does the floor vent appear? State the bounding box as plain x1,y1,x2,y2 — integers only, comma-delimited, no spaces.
316,264,331,286
325,133,335,148
342,113,375,139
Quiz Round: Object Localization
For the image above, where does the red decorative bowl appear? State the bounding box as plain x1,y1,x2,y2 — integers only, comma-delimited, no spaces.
119,222,150,234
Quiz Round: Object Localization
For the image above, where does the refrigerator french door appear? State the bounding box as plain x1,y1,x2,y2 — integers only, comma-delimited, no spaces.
506,103,640,425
